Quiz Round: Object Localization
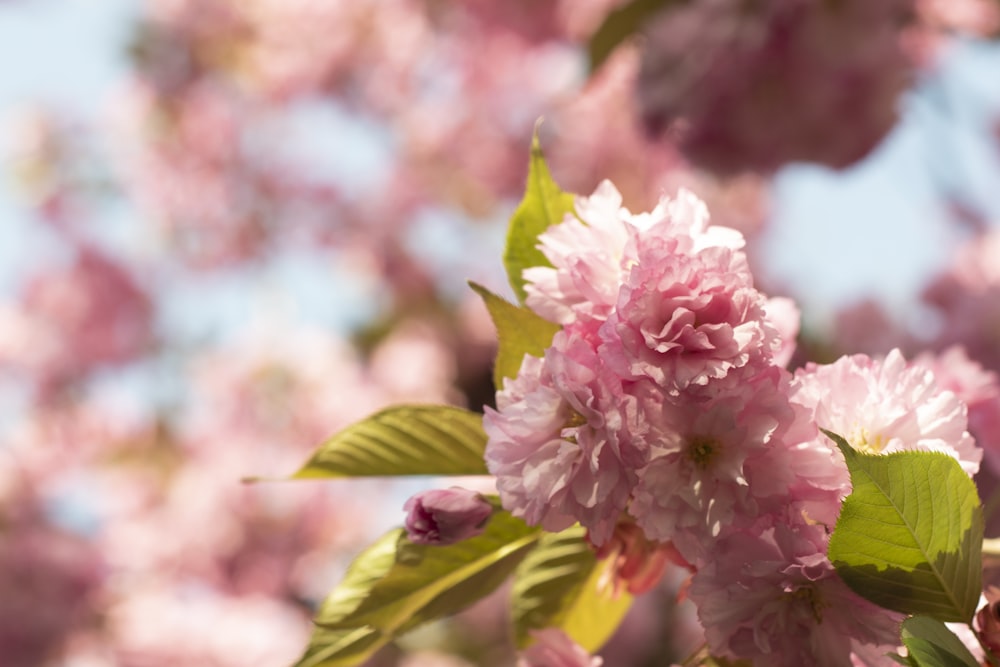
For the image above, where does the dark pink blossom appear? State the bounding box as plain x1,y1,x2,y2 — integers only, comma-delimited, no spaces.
637,0,915,174
976,587,1000,658
403,487,494,545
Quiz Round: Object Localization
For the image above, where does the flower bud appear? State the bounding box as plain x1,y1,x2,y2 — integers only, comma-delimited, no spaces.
403,487,493,546
977,597,1000,656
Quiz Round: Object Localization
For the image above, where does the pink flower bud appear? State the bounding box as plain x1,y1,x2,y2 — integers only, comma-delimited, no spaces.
977,596,1000,656
403,487,493,546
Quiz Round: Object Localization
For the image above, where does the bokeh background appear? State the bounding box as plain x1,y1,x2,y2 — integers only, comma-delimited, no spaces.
2,1,1000,665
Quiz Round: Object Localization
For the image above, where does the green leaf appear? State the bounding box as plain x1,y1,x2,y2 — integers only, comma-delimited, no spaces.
294,626,386,667
511,524,633,652
826,430,984,623
901,616,980,667
504,130,576,304
312,511,540,659
468,281,560,390
293,405,489,479
588,0,674,72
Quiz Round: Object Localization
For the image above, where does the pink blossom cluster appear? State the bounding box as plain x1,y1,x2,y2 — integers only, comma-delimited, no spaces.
485,182,983,665
0,244,153,403
635,0,916,174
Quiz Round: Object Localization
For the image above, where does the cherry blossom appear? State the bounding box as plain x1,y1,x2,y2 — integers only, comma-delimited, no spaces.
792,348,982,492
484,326,651,545
689,518,903,667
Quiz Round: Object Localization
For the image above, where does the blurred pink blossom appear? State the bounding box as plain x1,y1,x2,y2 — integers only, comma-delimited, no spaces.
913,345,1000,474
1,246,153,400
0,486,104,667
637,0,916,174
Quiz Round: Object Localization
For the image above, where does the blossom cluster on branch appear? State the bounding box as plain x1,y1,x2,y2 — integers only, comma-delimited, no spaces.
483,179,982,665
4,0,1000,665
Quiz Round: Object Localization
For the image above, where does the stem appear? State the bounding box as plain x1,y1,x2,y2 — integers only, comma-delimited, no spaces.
679,643,710,667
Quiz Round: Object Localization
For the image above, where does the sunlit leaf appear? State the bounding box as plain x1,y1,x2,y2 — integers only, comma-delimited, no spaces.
469,281,560,390
307,510,539,665
511,525,633,652
504,130,576,304
294,626,386,667
901,615,980,667
293,405,489,478
826,430,983,623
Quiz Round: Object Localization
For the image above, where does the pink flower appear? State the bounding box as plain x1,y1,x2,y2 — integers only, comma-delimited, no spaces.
764,296,800,368
517,628,603,667
688,519,902,667
403,487,494,545
524,182,744,327
792,348,982,494
600,231,774,392
628,366,819,562
483,326,651,545
913,345,1000,474
523,180,635,325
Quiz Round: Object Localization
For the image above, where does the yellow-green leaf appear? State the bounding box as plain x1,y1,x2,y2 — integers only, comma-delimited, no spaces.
504,130,576,304
826,430,984,623
294,626,386,667
511,525,633,652
293,405,489,479
300,511,541,666
469,281,560,390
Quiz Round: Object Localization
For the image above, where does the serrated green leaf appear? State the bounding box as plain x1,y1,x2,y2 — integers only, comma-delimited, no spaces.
293,405,489,479
901,616,980,667
504,130,576,304
588,0,675,72
315,510,540,641
826,430,984,623
510,524,633,652
468,281,560,390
